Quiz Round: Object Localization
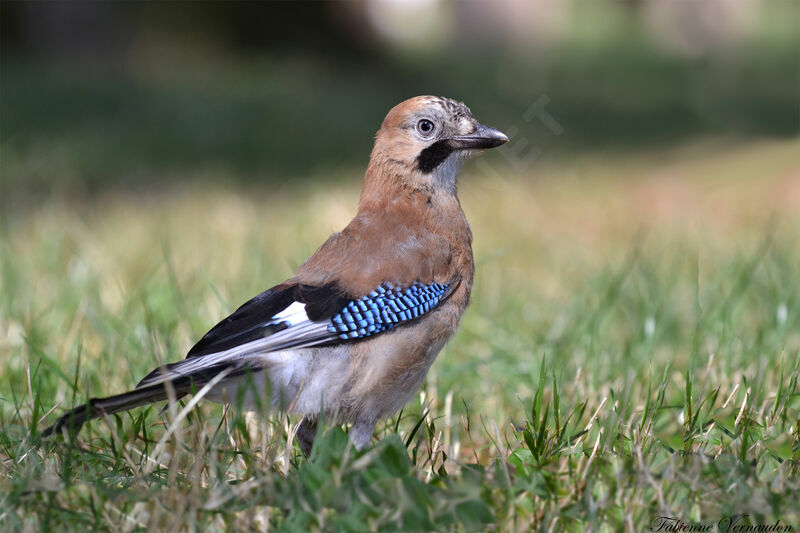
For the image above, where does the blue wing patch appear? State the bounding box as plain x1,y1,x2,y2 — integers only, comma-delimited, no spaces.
327,282,450,340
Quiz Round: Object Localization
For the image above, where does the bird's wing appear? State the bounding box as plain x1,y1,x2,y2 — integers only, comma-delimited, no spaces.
136,279,458,388
48,279,457,435
185,283,346,358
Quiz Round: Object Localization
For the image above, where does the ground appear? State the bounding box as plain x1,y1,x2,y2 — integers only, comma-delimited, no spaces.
1,138,799,530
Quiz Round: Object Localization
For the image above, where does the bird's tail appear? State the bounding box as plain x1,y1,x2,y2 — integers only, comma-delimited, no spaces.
41,362,242,437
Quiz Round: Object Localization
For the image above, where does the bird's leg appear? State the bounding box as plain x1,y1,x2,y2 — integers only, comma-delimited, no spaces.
349,419,376,451
296,417,317,458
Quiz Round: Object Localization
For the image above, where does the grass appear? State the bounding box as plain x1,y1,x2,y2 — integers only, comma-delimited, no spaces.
1,138,799,530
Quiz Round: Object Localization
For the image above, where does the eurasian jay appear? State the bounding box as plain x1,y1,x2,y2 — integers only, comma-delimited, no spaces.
44,95,509,455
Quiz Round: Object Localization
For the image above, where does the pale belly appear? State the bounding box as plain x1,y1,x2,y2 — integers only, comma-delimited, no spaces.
203,332,450,424
204,345,352,417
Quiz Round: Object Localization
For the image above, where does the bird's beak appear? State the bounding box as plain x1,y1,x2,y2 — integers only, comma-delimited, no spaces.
449,124,509,150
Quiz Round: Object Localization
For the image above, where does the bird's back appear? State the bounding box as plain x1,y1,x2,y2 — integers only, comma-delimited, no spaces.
294,171,474,297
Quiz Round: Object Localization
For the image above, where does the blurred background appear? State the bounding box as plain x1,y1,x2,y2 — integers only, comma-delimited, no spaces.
1,0,797,203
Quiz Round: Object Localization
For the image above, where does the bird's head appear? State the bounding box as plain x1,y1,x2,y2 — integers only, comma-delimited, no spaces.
367,96,508,196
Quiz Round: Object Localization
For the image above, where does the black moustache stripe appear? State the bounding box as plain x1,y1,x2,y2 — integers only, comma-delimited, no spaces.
416,140,453,173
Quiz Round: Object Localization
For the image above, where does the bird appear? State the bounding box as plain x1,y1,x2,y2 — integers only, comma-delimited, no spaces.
43,95,508,455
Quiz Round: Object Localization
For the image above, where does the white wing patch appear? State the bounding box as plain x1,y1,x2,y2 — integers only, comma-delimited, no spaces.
137,300,334,388
271,301,309,326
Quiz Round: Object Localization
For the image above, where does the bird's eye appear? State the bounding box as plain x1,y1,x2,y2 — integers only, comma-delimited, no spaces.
416,119,435,136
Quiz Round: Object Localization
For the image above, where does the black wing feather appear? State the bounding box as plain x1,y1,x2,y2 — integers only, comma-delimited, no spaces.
186,283,349,359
